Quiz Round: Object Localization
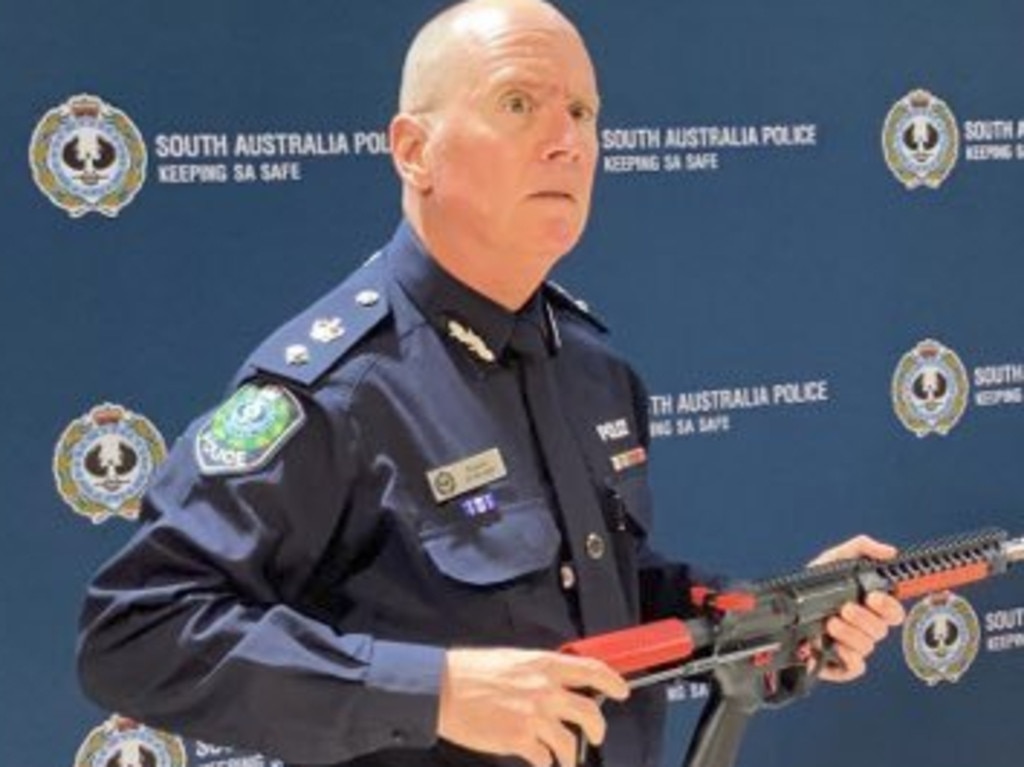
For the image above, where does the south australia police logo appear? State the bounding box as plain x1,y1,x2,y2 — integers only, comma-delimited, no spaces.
892,339,970,437
74,716,186,767
902,592,980,685
54,403,167,523
882,89,959,189
30,94,147,217
195,383,306,475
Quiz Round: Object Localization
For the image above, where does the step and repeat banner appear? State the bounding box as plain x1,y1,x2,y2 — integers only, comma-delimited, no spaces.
2,1,1022,766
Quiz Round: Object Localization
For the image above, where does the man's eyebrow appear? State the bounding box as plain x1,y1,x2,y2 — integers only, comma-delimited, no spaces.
484,73,600,107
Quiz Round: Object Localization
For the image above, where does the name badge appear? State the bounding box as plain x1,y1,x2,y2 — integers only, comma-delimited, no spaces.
426,447,508,503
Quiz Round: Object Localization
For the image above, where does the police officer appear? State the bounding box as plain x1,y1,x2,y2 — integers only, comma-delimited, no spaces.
77,2,905,766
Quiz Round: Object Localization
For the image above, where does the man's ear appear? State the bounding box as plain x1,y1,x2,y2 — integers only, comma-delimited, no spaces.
389,113,432,192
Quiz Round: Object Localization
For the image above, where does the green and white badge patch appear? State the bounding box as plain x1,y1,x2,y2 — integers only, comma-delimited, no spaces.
195,384,305,475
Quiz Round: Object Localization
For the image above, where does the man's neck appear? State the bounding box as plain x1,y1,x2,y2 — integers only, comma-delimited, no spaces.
407,217,547,312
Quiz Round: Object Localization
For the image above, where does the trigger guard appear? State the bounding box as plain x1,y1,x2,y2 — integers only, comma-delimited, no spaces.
819,634,843,670
766,662,817,709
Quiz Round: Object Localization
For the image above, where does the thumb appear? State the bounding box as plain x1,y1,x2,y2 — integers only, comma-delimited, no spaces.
809,534,898,567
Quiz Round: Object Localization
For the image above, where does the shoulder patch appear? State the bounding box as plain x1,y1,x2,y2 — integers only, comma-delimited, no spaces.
195,383,305,476
543,281,608,332
247,252,390,386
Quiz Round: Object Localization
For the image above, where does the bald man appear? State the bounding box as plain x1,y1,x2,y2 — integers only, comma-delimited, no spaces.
77,2,903,767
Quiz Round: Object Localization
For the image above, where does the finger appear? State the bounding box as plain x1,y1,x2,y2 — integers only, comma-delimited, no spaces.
535,718,577,767
851,535,899,561
865,591,907,626
547,690,606,746
547,654,630,701
826,615,877,658
839,601,892,642
521,739,553,767
809,535,898,566
819,643,866,682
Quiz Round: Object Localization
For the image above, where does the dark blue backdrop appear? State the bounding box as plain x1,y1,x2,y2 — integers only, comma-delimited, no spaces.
3,2,1022,766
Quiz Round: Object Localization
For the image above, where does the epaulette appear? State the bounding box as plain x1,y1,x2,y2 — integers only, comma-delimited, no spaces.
246,252,390,387
542,280,608,333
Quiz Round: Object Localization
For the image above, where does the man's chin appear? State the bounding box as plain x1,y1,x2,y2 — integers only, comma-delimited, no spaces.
531,216,586,258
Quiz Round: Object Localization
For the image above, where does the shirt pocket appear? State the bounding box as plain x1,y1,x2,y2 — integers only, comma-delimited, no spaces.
417,497,562,585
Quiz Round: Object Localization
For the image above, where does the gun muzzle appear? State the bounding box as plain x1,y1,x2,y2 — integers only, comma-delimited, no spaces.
1004,537,1024,564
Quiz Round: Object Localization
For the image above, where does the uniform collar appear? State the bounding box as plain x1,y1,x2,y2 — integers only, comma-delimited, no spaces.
388,221,556,366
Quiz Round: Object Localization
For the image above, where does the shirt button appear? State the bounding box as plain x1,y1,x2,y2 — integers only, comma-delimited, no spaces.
560,563,577,590
391,730,406,745
585,533,606,560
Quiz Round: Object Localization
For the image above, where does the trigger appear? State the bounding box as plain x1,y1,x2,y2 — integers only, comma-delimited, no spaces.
817,636,845,676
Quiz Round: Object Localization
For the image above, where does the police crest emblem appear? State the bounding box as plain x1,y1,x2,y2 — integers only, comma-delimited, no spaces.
902,592,981,685
882,89,959,189
30,94,147,217
195,383,306,475
891,339,970,437
74,716,186,767
54,403,167,524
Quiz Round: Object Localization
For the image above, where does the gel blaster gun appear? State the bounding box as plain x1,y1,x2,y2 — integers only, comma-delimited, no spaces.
562,527,1024,767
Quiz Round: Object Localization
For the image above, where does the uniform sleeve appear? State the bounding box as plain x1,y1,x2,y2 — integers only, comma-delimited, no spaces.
77,382,445,765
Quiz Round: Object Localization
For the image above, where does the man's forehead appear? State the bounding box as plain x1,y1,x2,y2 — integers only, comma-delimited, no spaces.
464,24,597,93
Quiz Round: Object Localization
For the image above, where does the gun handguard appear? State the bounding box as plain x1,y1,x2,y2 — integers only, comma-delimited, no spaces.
560,527,1024,767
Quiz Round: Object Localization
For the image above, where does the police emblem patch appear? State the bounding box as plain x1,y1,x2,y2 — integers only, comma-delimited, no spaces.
74,716,186,767
882,89,959,189
195,384,305,475
30,94,147,217
902,592,980,686
53,403,167,524
891,339,970,437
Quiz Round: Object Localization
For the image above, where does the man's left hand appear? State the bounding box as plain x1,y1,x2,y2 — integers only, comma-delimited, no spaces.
807,535,907,683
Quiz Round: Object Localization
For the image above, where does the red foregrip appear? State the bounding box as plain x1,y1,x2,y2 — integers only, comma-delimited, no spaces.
892,562,991,600
560,619,695,676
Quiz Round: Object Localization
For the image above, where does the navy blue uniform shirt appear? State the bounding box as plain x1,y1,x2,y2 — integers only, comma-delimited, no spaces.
78,223,708,767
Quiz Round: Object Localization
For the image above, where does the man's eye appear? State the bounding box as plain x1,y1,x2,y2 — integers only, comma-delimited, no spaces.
502,93,534,115
569,103,596,123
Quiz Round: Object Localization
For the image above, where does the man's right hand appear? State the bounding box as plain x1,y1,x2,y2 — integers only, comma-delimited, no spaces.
437,647,630,767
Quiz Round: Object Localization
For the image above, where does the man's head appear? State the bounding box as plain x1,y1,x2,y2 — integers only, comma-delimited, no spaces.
390,0,600,308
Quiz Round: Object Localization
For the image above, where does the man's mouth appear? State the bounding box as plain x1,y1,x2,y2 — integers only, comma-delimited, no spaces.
530,191,575,201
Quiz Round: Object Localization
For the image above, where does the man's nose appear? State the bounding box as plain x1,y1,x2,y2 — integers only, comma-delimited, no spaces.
541,107,587,163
